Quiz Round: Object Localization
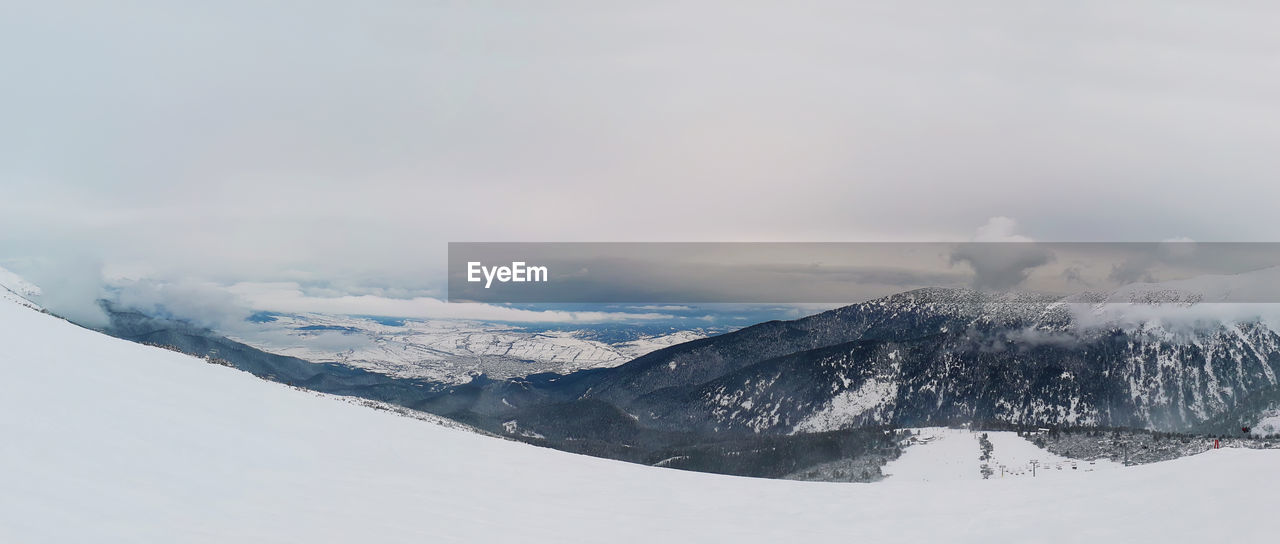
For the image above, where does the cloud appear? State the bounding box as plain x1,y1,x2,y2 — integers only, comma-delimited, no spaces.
1105,238,1198,286
1107,256,1157,284
8,254,110,328
92,276,682,332
1061,265,1090,287
1161,237,1197,249
971,217,1034,243
5,3,1280,316
950,217,1055,291
226,282,675,323
1068,303,1280,334
768,264,967,288
624,305,695,311
110,278,253,330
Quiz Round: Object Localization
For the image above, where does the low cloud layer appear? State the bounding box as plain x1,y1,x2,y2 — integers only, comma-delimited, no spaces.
950,217,1055,291
227,282,677,323
5,3,1280,320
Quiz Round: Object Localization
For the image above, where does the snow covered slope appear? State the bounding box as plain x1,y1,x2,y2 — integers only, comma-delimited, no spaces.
0,265,41,298
0,265,42,310
4,290,1280,542
884,428,1123,482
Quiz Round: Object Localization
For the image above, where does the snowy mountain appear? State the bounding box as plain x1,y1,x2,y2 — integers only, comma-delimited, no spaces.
0,265,42,310
430,269,1280,441
0,265,40,295
226,312,712,383
4,285,1280,543
1067,265,1280,305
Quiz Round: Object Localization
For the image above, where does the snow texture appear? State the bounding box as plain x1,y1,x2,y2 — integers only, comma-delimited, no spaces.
792,379,898,433
884,428,1123,482
1253,409,1280,437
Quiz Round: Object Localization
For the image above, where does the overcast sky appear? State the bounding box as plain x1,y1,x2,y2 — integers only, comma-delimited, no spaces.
3,1,1279,324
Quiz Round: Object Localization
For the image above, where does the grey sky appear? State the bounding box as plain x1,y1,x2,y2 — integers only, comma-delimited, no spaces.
3,2,1279,322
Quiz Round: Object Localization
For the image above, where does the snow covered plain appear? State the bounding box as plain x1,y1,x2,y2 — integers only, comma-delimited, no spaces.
230,312,708,382
3,288,1280,542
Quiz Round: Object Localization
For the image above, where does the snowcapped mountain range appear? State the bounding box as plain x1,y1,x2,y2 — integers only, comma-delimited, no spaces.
229,312,712,383
429,267,1280,442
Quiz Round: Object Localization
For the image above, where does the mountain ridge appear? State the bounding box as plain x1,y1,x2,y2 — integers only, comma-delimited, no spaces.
426,273,1280,441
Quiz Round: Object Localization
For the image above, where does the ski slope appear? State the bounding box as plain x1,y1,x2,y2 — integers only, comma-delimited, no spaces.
2,288,1280,543
885,428,1123,482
